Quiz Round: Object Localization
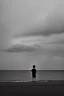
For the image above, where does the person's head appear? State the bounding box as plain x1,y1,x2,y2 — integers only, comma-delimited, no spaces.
33,65,36,68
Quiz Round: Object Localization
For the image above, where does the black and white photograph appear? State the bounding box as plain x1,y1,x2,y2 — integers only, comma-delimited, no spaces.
0,0,64,95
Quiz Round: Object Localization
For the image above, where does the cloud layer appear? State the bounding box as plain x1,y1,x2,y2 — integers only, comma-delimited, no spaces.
14,3,64,37
2,33,64,58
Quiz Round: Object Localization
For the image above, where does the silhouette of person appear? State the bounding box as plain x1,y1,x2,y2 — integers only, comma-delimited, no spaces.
31,65,36,82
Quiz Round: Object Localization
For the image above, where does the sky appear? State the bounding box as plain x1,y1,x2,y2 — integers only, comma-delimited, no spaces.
0,0,64,70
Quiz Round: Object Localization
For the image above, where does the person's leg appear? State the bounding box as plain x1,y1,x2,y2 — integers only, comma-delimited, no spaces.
32,77,35,82
33,77,36,82
32,76,36,82
32,77,33,82
34,78,36,82
35,77,36,81
32,76,34,82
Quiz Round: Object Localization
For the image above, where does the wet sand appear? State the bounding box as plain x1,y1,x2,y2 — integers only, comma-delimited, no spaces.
0,80,64,96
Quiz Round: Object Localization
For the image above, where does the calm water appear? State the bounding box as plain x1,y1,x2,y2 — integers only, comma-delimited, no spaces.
0,70,64,82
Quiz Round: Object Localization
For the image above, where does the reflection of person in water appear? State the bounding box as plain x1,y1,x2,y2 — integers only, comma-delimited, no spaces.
31,65,36,81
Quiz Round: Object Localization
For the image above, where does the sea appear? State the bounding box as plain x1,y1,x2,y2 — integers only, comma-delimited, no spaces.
0,70,64,82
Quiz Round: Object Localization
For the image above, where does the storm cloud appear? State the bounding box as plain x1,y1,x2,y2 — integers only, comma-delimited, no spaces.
15,2,64,37
2,33,64,54
3,45,37,52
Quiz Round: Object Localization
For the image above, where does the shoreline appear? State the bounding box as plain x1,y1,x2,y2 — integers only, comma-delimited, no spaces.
0,80,64,86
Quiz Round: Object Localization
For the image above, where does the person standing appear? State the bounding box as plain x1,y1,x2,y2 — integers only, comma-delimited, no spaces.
31,65,36,82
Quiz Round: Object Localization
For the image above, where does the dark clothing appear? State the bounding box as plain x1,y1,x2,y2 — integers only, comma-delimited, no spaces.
31,69,36,78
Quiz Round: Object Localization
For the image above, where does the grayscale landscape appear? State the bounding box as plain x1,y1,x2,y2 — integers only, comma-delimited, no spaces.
0,0,64,95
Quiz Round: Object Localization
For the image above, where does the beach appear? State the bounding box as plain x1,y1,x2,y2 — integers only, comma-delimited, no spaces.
0,80,64,96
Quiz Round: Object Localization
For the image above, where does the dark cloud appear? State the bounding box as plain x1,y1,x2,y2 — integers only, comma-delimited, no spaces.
15,4,64,37
2,44,37,52
2,45,64,58
14,28,64,37
1,39,64,58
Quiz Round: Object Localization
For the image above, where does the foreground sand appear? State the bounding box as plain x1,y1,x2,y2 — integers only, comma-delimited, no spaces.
0,80,64,96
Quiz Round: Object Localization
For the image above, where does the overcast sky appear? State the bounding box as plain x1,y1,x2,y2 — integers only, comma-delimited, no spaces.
0,0,64,70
